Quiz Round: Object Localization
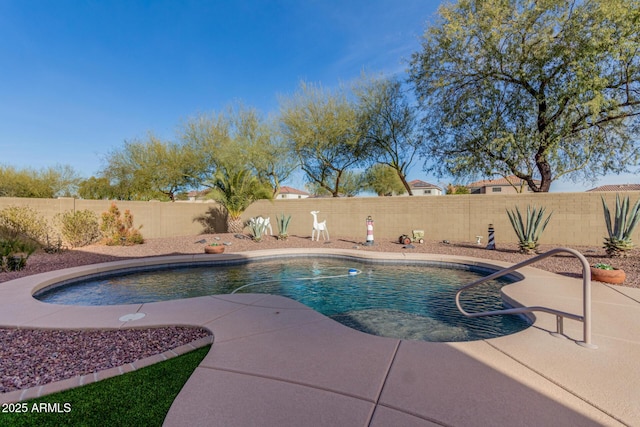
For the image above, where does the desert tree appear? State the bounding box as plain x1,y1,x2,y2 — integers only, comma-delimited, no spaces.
230,110,297,196
356,76,423,195
0,164,81,198
40,164,83,197
302,170,366,197
363,163,407,196
77,176,117,200
180,104,279,231
101,135,203,201
0,165,52,198
181,104,295,196
409,0,640,192
279,81,367,197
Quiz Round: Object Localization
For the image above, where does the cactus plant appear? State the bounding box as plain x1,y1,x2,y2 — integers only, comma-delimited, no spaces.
276,213,291,240
100,203,144,246
601,194,640,257
506,205,553,254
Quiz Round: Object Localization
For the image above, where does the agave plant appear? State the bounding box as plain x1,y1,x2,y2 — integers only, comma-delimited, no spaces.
276,213,291,240
601,194,640,257
247,218,268,242
506,205,553,254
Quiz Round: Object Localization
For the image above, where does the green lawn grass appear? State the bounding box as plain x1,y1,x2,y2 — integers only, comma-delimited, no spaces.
0,345,210,427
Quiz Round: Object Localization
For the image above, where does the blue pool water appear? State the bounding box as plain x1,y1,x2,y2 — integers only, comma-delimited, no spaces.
35,258,530,342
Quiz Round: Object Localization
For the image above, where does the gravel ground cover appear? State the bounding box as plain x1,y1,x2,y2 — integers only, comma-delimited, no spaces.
1,233,637,393
0,327,210,393
3,233,638,287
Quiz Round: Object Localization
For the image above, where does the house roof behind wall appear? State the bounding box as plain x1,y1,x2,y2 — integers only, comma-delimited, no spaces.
408,179,441,190
468,175,541,187
278,186,310,196
586,184,640,192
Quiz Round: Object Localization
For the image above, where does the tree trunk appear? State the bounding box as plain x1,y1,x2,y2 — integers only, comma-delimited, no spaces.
535,159,553,192
227,217,244,234
534,138,553,192
399,172,413,196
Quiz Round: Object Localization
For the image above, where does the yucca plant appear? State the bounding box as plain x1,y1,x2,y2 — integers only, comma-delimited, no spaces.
276,213,291,240
601,194,640,257
506,205,553,254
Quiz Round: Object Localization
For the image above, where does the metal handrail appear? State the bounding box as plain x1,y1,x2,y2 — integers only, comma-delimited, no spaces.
455,247,597,349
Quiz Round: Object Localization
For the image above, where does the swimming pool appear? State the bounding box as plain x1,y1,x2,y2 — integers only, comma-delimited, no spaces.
35,257,530,342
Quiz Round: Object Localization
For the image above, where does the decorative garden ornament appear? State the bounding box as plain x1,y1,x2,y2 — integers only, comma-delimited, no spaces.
310,211,329,241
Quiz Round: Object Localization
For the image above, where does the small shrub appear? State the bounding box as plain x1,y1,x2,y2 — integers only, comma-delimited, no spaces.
41,233,65,253
0,238,37,271
100,203,144,246
593,263,614,270
56,209,101,248
0,205,50,244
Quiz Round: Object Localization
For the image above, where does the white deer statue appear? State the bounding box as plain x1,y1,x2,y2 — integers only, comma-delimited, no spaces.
310,211,329,241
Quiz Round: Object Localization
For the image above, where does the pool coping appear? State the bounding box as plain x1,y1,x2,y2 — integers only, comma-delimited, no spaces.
1,248,639,426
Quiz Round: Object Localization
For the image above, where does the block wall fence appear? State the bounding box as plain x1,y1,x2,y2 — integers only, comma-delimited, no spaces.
1,192,639,247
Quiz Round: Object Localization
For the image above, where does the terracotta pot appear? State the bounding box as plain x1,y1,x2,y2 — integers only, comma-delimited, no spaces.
204,245,225,254
590,266,625,284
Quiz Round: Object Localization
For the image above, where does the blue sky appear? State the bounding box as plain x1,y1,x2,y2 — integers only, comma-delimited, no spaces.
0,0,636,192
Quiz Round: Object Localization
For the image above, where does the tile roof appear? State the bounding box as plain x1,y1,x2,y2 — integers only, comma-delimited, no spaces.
408,179,441,189
468,175,540,187
187,189,211,197
278,186,310,195
586,184,640,192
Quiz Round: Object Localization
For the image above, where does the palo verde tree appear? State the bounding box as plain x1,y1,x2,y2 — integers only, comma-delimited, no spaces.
78,176,119,200
101,135,203,201
230,110,297,197
356,76,423,195
304,171,365,197
181,104,295,196
0,164,82,198
363,163,407,196
279,81,367,197
409,0,640,192
181,105,279,232
40,164,83,197
338,170,366,197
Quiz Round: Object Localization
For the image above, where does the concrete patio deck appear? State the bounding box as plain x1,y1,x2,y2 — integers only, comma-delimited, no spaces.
0,249,638,426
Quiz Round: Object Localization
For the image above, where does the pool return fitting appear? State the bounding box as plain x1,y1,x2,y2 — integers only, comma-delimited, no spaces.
455,247,597,349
